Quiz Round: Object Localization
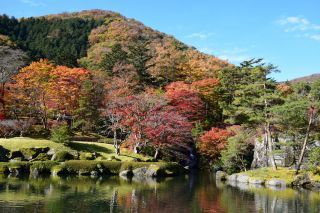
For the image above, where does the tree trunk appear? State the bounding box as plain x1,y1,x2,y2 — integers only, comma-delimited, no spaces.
113,130,117,148
154,148,159,160
296,113,313,174
266,122,277,170
116,144,120,156
134,142,140,154
113,130,120,155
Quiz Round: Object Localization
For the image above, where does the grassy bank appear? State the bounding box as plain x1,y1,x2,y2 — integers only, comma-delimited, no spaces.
0,137,153,162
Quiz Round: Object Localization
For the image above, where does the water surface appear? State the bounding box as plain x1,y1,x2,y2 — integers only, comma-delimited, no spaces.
0,172,319,213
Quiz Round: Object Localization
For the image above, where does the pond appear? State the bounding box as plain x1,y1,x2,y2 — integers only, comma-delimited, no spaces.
0,172,319,212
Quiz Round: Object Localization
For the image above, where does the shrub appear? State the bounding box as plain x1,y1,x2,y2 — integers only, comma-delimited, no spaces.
30,161,59,174
79,152,94,160
53,151,75,162
221,131,254,174
308,147,320,174
51,124,72,144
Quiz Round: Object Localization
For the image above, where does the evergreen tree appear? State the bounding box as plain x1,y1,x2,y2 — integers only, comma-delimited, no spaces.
127,41,155,86
225,59,282,170
100,43,128,73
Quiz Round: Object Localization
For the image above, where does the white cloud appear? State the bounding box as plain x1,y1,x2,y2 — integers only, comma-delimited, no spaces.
20,0,46,7
277,16,320,41
186,32,214,39
309,34,320,41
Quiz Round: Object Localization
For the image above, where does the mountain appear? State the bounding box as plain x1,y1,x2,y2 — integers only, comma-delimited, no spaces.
0,10,230,84
290,73,320,83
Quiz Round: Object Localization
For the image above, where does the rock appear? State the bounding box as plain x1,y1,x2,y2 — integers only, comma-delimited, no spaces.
249,178,265,185
266,179,286,187
0,146,9,162
19,148,39,161
78,169,91,176
8,164,29,176
47,149,56,156
30,168,39,177
119,170,133,177
31,153,50,161
216,171,227,180
8,151,24,160
51,165,65,176
236,182,250,190
237,174,250,183
8,167,20,176
310,181,320,189
19,147,51,161
227,174,238,182
90,171,99,177
9,157,23,163
80,152,94,160
146,164,163,177
132,167,148,178
51,151,75,162
292,174,311,186
251,138,269,169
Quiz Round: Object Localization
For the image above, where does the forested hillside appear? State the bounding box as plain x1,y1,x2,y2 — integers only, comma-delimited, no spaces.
0,10,230,80
0,9,319,176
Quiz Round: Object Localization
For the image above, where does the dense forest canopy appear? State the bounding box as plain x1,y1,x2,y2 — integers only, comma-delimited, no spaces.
0,13,104,67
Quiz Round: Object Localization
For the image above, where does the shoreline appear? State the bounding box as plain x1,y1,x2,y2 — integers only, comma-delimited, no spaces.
0,160,187,178
216,169,320,191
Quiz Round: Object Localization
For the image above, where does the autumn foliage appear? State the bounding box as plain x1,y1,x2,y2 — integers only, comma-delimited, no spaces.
198,128,233,159
7,59,91,128
165,81,205,122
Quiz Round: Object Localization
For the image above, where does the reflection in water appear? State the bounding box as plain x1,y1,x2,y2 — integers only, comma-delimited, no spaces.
0,173,318,212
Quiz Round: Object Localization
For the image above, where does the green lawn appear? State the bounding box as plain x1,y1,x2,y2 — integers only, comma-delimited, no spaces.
0,137,69,151
70,141,153,161
0,137,152,162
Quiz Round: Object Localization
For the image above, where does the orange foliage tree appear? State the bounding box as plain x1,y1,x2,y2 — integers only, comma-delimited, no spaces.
198,128,233,159
8,59,92,129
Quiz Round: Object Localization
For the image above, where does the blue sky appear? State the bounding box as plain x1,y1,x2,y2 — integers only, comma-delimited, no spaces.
1,0,320,81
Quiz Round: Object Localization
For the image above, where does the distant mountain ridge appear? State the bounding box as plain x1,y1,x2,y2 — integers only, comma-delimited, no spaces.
290,73,320,83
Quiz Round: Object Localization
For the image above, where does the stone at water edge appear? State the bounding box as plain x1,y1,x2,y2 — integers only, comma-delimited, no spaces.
132,167,149,177
292,174,311,186
227,174,238,182
119,170,134,177
216,171,227,180
266,179,286,187
237,174,250,183
249,178,265,185
0,146,9,162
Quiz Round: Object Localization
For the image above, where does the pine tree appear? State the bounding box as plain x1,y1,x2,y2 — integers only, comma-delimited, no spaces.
226,59,282,170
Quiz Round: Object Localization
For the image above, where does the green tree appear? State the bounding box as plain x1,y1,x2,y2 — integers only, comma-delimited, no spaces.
224,59,282,170
51,124,72,144
128,41,155,86
73,80,99,134
100,43,128,73
221,130,254,174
